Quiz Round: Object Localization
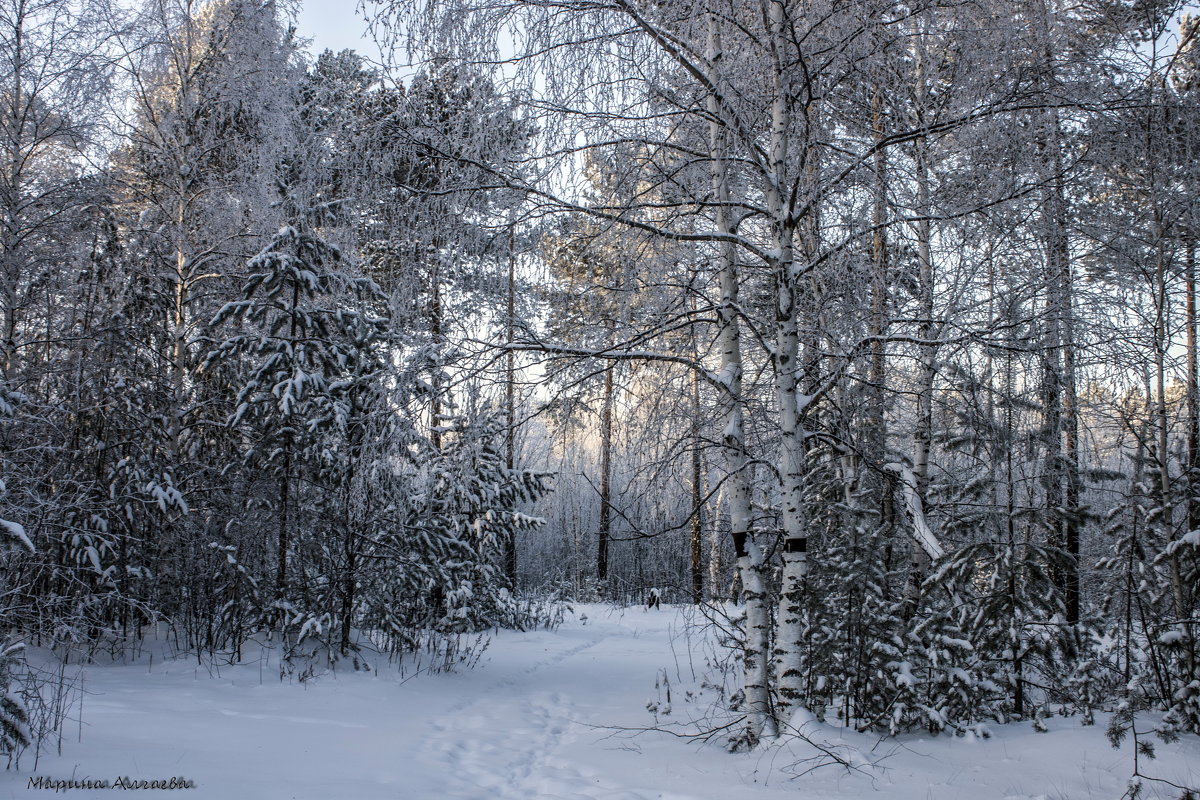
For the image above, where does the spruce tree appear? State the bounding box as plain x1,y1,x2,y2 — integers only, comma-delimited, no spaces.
206,224,385,627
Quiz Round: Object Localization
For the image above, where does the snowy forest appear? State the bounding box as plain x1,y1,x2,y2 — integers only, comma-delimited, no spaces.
1,0,1199,797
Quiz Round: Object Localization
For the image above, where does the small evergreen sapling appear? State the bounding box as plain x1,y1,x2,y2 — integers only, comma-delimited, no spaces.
0,640,30,759
0,428,33,758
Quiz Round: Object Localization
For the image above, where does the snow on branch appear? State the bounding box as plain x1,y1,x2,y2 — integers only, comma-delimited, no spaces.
0,519,33,554
884,463,943,561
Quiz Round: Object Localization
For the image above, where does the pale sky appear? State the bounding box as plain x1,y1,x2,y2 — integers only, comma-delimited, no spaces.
293,1,380,61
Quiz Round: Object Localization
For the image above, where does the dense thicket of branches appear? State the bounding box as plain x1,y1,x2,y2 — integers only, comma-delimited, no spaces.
0,1,550,758
0,0,1199,768
371,0,1200,753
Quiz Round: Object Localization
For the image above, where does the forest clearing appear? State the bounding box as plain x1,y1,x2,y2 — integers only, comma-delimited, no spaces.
2,0,1200,796
3,605,1197,800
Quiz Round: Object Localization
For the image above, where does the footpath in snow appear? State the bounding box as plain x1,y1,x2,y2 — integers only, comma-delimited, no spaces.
1,604,1197,800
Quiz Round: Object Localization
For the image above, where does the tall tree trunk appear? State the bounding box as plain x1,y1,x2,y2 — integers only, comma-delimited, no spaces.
866,81,889,516
340,491,356,654
689,304,705,601
276,278,302,611
708,484,723,599
763,0,809,725
430,261,444,451
1154,206,1192,671
277,456,290,608
1187,238,1199,534
906,38,936,617
0,2,23,383
505,224,518,583
159,19,201,599
1041,108,1081,624
597,360,613,585
340,395,365,655
1032,0,1081,625
707,12,775,743
1002,273,1025,717
1062,307,1081,625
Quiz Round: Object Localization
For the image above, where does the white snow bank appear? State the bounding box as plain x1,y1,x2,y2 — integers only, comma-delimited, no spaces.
0,605,1196,800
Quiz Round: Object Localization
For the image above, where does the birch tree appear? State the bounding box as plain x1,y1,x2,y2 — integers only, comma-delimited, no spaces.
368,0,1078,738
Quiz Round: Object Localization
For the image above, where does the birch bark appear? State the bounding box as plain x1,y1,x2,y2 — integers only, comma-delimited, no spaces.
764,0,809,722
707,11,775,742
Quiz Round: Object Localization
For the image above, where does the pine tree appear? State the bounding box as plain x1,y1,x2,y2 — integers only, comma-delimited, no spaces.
205,223,385,626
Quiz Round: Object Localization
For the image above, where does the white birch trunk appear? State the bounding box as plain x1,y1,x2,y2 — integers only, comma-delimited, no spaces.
905,30,938,614
707,12,775,743
762,0,807,723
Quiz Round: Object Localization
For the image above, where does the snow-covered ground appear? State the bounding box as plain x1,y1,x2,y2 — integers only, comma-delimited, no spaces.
2,605,1197,799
